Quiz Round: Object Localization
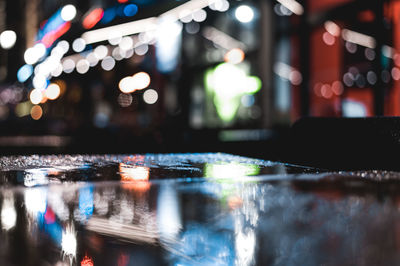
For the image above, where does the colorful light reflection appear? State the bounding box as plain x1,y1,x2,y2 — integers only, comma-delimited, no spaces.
204,162,260,180
120,163,151,192
81,255,94,266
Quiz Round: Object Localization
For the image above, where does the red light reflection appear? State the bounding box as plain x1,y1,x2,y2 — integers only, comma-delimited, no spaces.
81,255,94,266
44,207,56,224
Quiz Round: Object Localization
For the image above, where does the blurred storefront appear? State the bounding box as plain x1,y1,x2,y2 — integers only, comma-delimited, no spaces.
0,0,398,157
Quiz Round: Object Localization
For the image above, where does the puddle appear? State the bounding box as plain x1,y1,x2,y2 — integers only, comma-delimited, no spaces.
0,153,399,265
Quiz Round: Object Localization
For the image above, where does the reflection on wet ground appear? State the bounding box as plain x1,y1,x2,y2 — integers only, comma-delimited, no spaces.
1,153,400,265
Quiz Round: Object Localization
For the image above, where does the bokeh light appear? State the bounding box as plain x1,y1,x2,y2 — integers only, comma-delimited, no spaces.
118,72,151,94
30,89,44,105
72,38,86,53
0,30,17,49
235,5,255,23
76,59,90,74
224,48,245,64
132,72,151,90
123,4,138,17
17,64,33,82
30,105,43,120
193,9,207,22
62,59,75,73
118,93,133,107
61,5,77,22
45,83,61,100
94,45,108,59
119,76,135,93
143,89,158,104
101,56,116,71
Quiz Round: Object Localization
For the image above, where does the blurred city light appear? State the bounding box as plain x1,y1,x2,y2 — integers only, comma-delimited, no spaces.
45,83,61,100
31,105,43,120
82,17,158,45
274,62,302,85
120,164,150,181
112,47,125,60
341,29,376,49
117,93,133,107
62,224,77,259
205,63,262,123
81,255,94,266
1,194,16,231
119,76,135,93
119,36,134,50
76,59,90,74
32,75,48,90
17,64,33,82
235,5,255,23
133,72,151,89
83,8,104,29
94,45,108,59
157,185,182,241
62,59,75,73
61,5,77,22
204,162,260,179
15,101,32,117
101,56,116,71
123,4,138,17
108,31,123,45
276,0,304,15
119,72,151,94
0,30,17,49
143,89,158,104
156,18,182,73
24,43,47,65
202,26,246,51
224,48,245,64
192,9,207,22
57,40,70,54
324,21,341,37
134,43,148,55
30,89,44,104
72,38,86,53
209,0,230,12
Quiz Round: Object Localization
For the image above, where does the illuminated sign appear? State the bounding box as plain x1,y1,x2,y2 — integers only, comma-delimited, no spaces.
204,63,262,123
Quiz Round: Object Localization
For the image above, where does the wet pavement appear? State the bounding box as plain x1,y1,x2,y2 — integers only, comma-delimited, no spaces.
0,153,400,265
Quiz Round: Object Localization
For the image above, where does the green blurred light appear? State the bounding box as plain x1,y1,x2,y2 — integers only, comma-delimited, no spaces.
204,162,260,181
205,63,262,123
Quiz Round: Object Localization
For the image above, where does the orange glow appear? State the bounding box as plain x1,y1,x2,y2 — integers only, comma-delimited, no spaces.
83,8,104,29
358,10,375,22
54,79,67,96
118,0,129,3
224,48,245,64
30,105,43,120
228,196,243,209
81,255,94,266
120,163,150,192
120,164,149,181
